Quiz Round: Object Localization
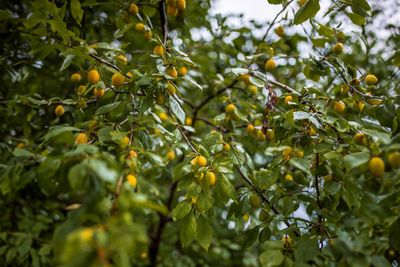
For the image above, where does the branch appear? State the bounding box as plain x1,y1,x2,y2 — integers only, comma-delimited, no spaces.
197,117,229,133
89,54,131,79
178,126,198,154
235,166,300,237
268,79,300,96
158,0,168,45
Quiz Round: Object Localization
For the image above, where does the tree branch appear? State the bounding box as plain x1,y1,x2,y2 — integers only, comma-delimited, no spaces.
158,0,168,45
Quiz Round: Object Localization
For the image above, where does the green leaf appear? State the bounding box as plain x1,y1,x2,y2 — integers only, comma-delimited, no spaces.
42,125,81,142
346,12,366,26
68,163,88,191
197,216,212,250
249,76,265,87
195,191,214,213
294,0,320,24
267,0,282,4
12,148,35,158
343,152,370,171
172,202,192,220
389,217,400,251
259,248,284,267
231,68,249,75
87,159,118,183
219,174,237,202
180,213,197,247
96,102,122,115
169,96,186,124
70,0,84,25
60,55,75,71
289,158,311,174
294,238,319,262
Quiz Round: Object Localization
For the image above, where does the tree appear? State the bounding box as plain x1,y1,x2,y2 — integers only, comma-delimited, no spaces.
1,0,400,266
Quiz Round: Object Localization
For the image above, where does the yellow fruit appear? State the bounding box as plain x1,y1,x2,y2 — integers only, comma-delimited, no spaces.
16,143,26,149
153,45,165,57
367,99,383,106
365,74,378,85
256,130,266,141
144,31,153,40
94,88,105,98
112,73,125,87
135,23,145,32
79,228,94,242
249,194,261,208
223,143,231,152
70,73,82,82
196,155,207,167
284,95,293,105
177,0,186,11
206,171,216,186
116,54,128,65
285,174,294,182
158,112,168,121
55,105,65,117
87,69,100,84
298,0,306,6
333,42,344,54
324,175,333,182
357,101,365,111
178,66,188,76
185,117,193,126
243,213,250,222
246,124,255,134
368,157,385,177
167,5,178,16
282,147,292,161
167,150,176,161
225,104,236,114
334,101,346,114
195,172,204,183
129,3,139,15
127,174,137,187
238,74,251,85
120,136,130,148
309,127,317,136
340,84,349,95
167,82,176,94
76,133,88,144
354,132,366,145
274,25,285,37
156,94,165,105
388,152,400,169
282,235,293,248
129,150,138,158
265,59,277,71
248,85,258,95
166,67,178,78
77,85,87,95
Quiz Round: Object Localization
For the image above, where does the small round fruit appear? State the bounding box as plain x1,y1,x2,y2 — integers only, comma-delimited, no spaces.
282,147,292,161
177,0,186,11
274,25,285,37
77,85,87,95
294,150,304,158
206,171,216,186
333,42,344,54
256,130,266,141
167,5,178,16
357,101,365,111
225,104,236,114
185,117,193,126
259,209,269,222
87,69,100,84
309,127,317,136
129,3,139,15
284,174,294,182
144,31,152,40
284,95,293,105
223,143,231,152
196,156,207,167
388,152,400,169
120,136,130,148
129,150,138,158
70,73,82,82
135,22,145,32
368,156,385,177
112,73,125,87
167,150,176,161
238,74,251,85
248,85,258,95
298,0,306,6
178,66,188,76
76,133,88,144
246,124,255,134
127,174,137,187
365,74,378,85
334,101,346,114
354,132,366,145
153,45,165,57
249,194,261,208
166,67,178,78
94,88,105,98
340,84,349,95
116,54,128,65
266,128,275,140
158,112,168,121
55,105,65,117
167,82,176,94
282,235,293,248
265,59,277,71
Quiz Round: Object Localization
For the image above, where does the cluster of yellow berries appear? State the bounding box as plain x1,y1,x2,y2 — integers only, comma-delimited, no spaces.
166,0,186,17
368,152,400,177
129,3,153,40
190,155,217,186
245,123,274,142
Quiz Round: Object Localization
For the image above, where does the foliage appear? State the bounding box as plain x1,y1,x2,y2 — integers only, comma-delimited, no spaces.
1,0,400,266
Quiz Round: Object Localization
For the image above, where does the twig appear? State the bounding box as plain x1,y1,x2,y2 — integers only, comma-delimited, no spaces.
197,117,229,133
178,126,198,154
268,79,300,95
158,0,168,45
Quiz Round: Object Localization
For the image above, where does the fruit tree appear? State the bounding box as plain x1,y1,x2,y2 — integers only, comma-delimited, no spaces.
1,0,400,266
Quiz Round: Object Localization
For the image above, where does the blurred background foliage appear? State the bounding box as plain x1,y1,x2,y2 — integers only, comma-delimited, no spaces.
0,0,400,266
